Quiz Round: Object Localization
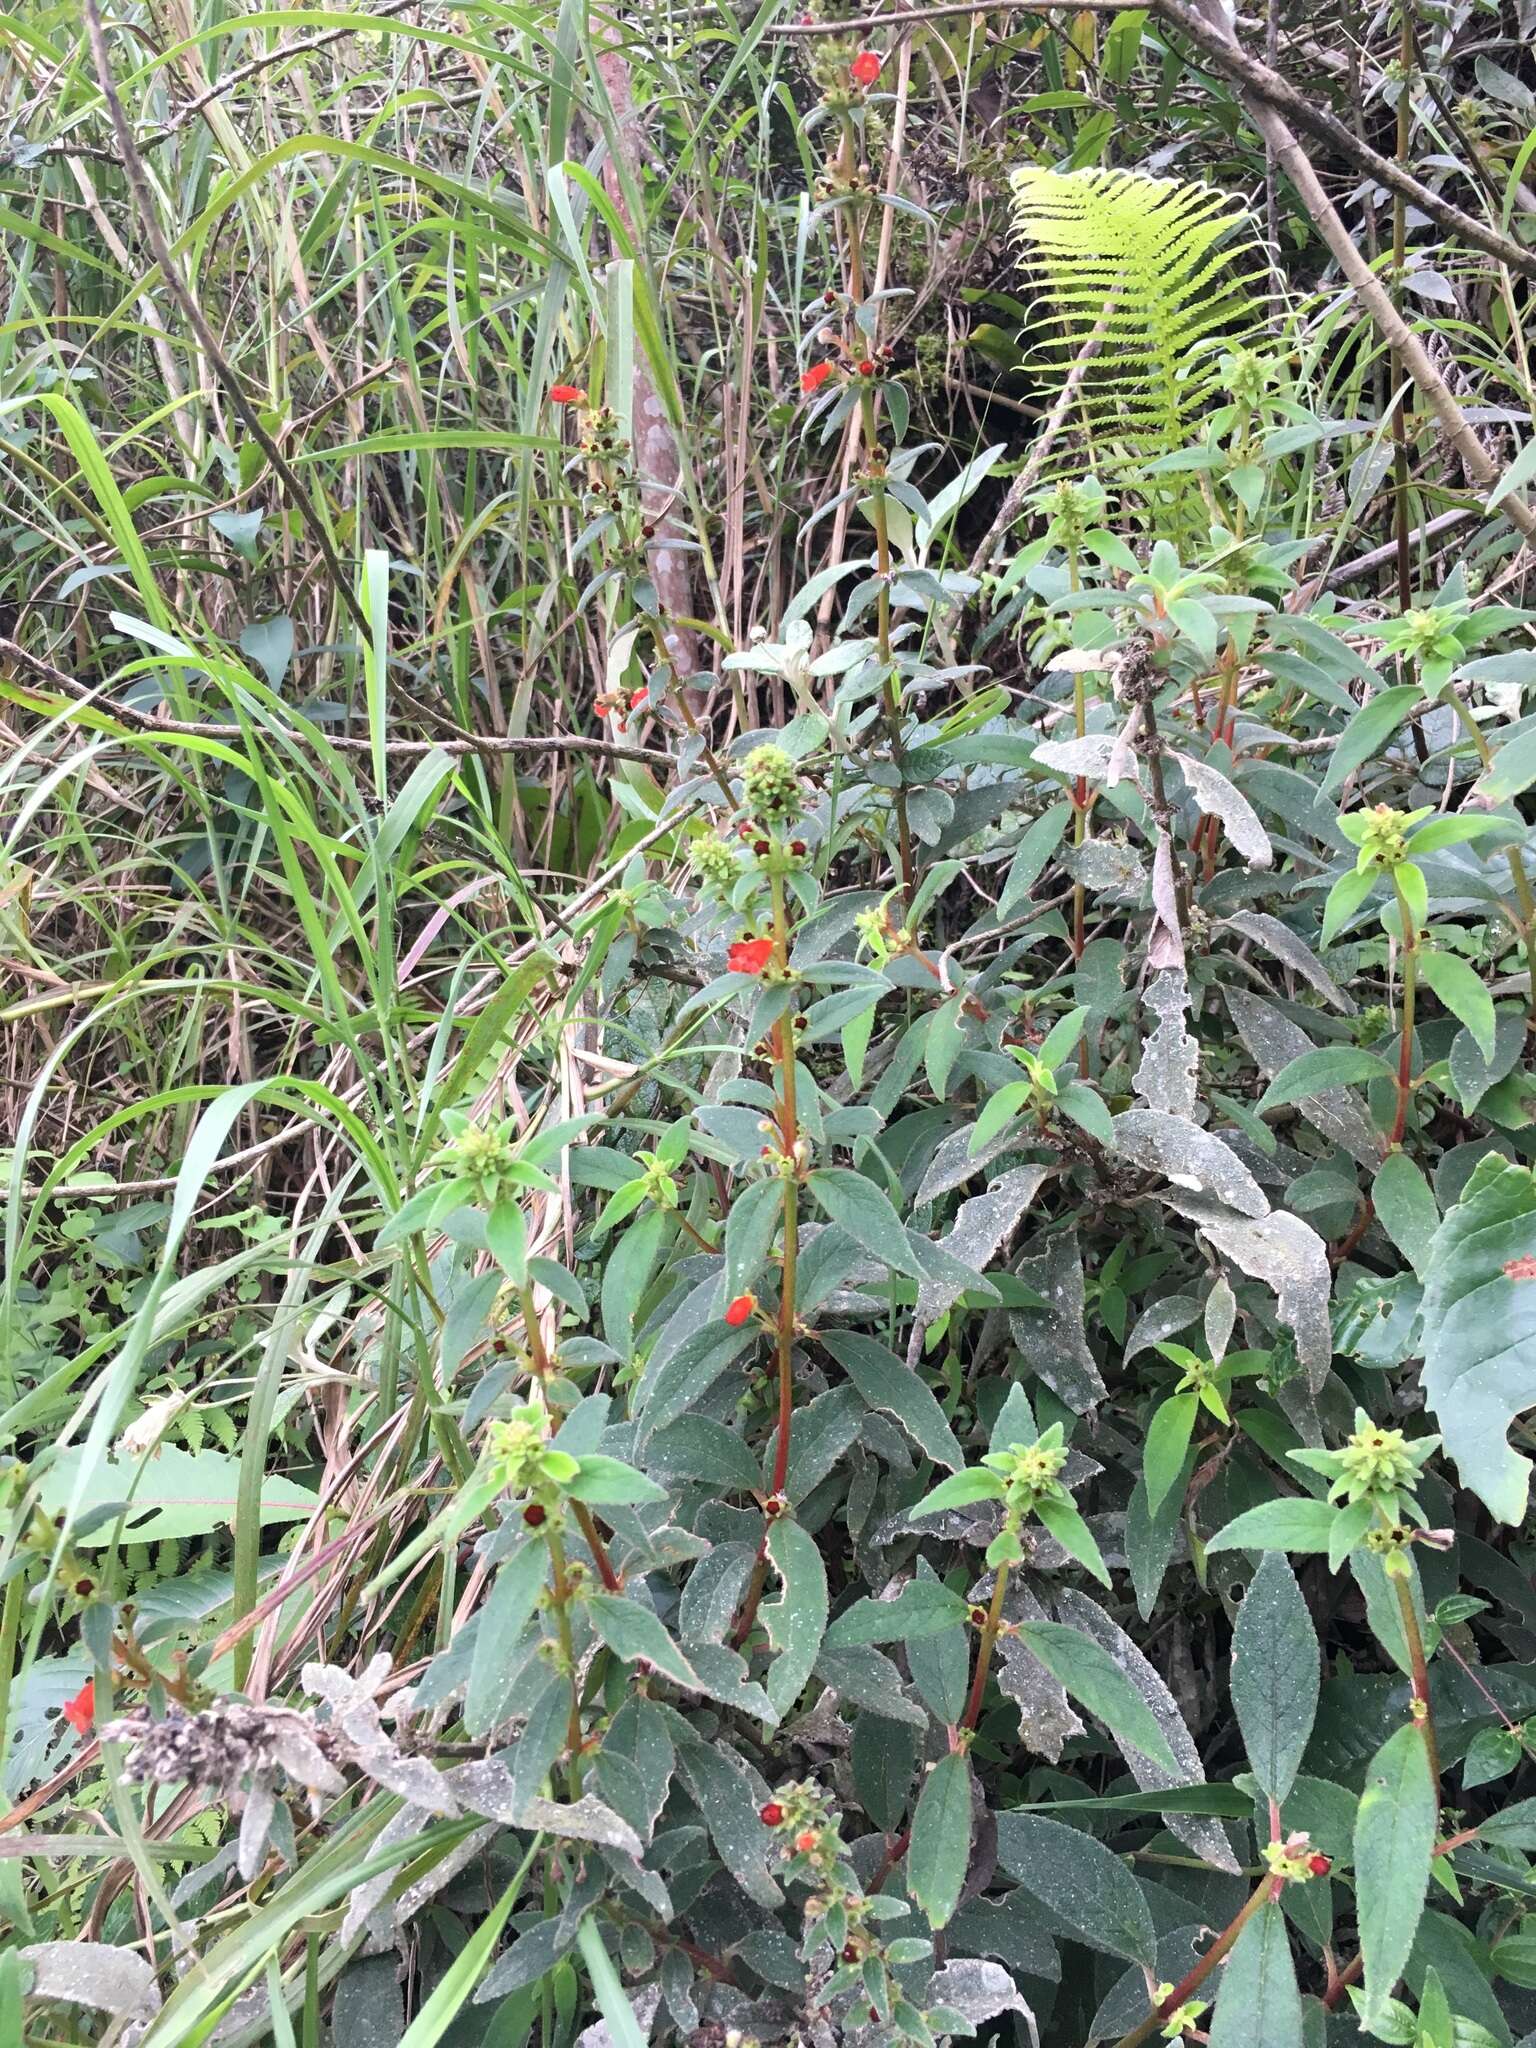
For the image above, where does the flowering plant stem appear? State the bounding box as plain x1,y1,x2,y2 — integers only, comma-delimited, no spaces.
859,391,917,907
959,1560,1009,1734
730,867,802,1641
544,1521,587,1790
1112,1876,1277,2048
769,868,801,1498
1390,870,1419,1147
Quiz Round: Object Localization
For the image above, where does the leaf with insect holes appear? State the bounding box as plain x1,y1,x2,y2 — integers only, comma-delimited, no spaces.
1157,1194,1334,1390
1109,1111,1269,1218
1172,753,1272,866
907,1752,972,1930
1420,1155,1536,1522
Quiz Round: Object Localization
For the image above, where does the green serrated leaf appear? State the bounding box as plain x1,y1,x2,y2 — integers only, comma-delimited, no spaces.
1355,1724,1437,2027
1229,1553,1318,1804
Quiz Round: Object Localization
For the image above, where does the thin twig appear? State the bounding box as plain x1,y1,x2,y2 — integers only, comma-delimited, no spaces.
1154,0,1536,285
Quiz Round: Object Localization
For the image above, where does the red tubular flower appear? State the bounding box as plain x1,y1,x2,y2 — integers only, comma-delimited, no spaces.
759,1801,785,1826
851,49,881,85
801,361,834,396
727,936,775,975
725,1292,757,1328
549,383,586,404
63,1678,95,1738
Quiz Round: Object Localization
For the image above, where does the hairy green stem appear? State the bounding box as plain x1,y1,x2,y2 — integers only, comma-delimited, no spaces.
1390,869,1419,1148
960,1561,1010,1733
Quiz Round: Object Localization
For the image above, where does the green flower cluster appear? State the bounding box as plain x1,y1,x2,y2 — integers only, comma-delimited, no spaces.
442,1118,527,1210
741,744,805,829
1291,1407,1439,1524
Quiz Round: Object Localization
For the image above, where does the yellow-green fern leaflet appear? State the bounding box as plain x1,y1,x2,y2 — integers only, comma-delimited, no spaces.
1010,167,1268,470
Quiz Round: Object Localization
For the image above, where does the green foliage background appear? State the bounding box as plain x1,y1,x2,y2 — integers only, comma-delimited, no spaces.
3,1,1536,2045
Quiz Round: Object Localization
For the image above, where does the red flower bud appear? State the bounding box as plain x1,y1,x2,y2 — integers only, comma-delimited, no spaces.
1308,1852,1331,1876
851,50,881,85
522,1503,547,1527
760,1801,785,1826
727,936,775,975
62,1678,95,1738
857,358,876,377
801,361,834,395
842,1943,859,1963
725,1292,757,1328
549,383,586,404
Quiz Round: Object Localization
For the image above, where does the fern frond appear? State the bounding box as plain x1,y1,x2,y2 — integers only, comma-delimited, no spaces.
1010,167,1269,470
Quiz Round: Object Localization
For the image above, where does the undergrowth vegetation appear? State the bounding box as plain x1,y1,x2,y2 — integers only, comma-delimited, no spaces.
4,0,1536,2043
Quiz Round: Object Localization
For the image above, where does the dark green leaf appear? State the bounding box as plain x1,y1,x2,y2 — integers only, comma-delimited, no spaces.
823,1329,965,1469
907,1752,972,1931
1229,1552,1318,1804
808,1167,927,1279
994,1813,1155,1964
763,1518,827,1719
1208,1902,1301,2048
1354,1723,1437,2028
1014,1622,1177,1771
464,1540,548,1738
1257,1047,1390,1114
589,1593,698,1689
825,1581,970,1649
